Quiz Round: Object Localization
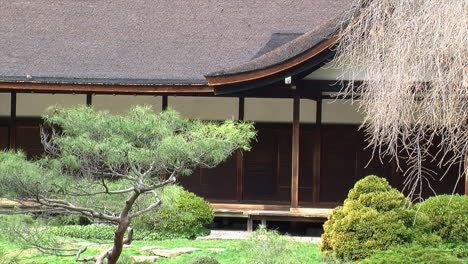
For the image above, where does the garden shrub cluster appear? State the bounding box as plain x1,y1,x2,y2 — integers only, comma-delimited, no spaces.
45,185,214,240
239,225,305,264
358,244,463,264
321,175,468,263
187,255,221,264
46,224,116,240
132,184,214,239
320,175,438,261
417,194,468,242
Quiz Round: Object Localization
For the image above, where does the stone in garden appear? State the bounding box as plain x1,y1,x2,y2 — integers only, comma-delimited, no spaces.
123,244,133,248
152,247,199,258
207,248,226,253
132,255,160,263
138,245,163,252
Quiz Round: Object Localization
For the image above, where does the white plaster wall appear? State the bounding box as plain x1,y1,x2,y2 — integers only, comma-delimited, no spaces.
16,94,86,116
300,99,316,123
93,95,162,115
245,98,293,122
168,96,238,120
0,93,10,116
322,99,364,124
305,61,366,81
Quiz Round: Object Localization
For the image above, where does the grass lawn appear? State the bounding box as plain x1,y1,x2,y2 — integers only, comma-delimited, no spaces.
0,236,323,264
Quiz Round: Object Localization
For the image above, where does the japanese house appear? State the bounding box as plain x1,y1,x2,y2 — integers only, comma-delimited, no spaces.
0,0,464,223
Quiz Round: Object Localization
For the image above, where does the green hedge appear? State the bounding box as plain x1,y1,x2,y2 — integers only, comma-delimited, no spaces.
320,175,439,261
46,224,171,241
358,244,463,264
418,194,468,242
132,184,214,239
187,256,221,264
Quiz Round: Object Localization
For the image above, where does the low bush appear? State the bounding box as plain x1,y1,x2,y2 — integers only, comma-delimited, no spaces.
417,194,468,242
240,226,304,264
320,175,438,261
46,224,116,240
42,213,91,226
440,242,468,259
358,244,463,264
45,224,166,241
132,184,213,239
187,255,221,264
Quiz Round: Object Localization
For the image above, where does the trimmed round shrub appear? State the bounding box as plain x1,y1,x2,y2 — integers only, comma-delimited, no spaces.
187,255,220,264
132,184,214,239
417,194,468,242
358,244,463,264
320,175,438,261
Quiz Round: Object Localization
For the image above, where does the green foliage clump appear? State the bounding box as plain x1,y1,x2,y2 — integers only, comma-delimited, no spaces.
240,226,305,264
187,255,221,264
358,244,463,264
46,224,116,240
440,242,468,259
320,175,437,261
132,185,214,239
417,194,468,243
43,214,91,226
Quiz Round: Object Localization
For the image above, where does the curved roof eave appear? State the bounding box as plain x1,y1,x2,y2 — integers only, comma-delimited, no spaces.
205,14,345,93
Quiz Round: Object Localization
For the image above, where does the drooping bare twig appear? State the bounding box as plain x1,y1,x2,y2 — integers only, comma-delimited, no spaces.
334,0,467,200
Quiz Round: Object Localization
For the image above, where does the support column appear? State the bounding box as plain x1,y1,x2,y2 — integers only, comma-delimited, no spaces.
291,95,300,209
162,95,168,111
465,152,468,196
8,92,16,149
236,97,245,202
312,96,322,205
86,93,92,106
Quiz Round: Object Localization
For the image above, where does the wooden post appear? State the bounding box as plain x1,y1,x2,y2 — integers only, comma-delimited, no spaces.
86,93,92,106
312,96,322,205
291,96,300,209
8,92,16,149
162,95,168,111
465,152,468,196
236,97,245,202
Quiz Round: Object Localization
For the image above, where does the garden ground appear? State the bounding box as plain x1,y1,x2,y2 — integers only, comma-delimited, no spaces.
0,235,323,264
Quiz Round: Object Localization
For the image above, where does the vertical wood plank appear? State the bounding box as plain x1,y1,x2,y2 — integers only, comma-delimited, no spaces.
291,96,300,208
236,97,245,202
312,96,322,205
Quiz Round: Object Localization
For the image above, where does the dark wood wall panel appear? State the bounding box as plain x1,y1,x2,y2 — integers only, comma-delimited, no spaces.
179,169,203,196
391,138,465,199
15,119,44,158
2,115,463,205
319,125,360,203
299,130,316,203
356,130,395,185
243,126,278,200
180,155,237,200
200,155,237,200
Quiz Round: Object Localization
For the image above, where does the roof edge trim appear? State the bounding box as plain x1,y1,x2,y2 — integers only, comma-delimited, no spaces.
205,35,339,86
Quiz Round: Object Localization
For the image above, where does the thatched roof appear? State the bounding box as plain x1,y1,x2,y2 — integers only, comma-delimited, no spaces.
0,0,353,86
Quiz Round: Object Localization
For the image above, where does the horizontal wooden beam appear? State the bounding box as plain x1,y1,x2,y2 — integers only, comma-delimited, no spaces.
0,82,213,94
